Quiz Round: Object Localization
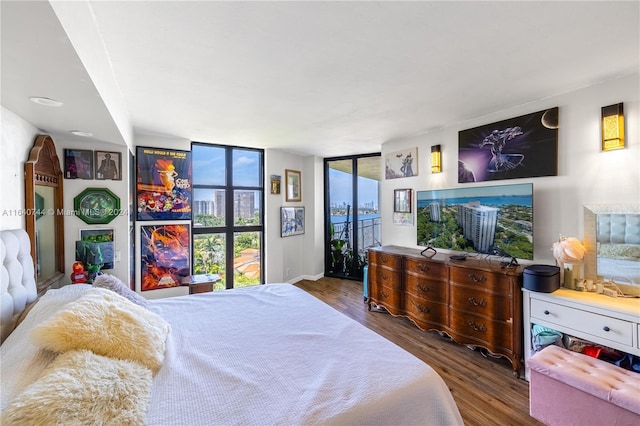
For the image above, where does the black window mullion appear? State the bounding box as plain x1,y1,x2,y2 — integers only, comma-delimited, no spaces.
225,147,234,289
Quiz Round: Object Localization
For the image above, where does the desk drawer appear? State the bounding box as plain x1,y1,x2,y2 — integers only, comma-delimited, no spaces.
530,298,634,348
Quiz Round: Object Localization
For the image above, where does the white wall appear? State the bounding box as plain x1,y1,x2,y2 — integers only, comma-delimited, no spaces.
56,137,130,286
380,73,639,266
264,149,307,283
4,73,637,290
0,107,39,230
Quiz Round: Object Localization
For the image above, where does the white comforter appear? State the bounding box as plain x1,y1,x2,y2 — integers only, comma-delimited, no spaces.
146,284,463,425
1,283,462,425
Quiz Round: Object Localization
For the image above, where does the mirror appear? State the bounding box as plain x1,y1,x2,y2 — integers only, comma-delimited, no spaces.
584,204,640,294
25,135,65,292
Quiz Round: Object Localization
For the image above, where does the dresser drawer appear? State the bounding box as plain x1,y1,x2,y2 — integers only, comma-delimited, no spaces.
450,310,512,350
369,251,403,269
405,298,447,328
404,276,447,304
369,267,402,291
404,257,448,279
450,285,512,321
530,298,634,348
449,267,512,295
370,283,402,308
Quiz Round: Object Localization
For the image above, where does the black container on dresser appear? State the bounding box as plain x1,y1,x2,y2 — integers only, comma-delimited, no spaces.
367,245,524,376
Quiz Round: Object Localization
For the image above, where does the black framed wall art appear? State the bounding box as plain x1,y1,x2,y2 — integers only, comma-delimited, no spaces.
458,107,559,183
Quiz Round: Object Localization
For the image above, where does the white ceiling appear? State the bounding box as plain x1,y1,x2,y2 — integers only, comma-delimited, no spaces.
2,1,639,157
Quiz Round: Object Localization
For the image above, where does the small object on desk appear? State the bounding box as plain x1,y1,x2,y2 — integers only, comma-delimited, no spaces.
450,254,467,261
180,274,221,294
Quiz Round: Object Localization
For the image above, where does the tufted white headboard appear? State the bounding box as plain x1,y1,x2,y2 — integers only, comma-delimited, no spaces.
1,229,38,342
597,214,640,245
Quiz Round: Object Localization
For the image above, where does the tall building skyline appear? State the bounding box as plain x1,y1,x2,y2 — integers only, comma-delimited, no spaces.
194,189,256,219
457,201,498,253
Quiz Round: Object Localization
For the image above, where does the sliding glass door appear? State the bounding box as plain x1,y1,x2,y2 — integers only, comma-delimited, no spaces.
325,154,381,280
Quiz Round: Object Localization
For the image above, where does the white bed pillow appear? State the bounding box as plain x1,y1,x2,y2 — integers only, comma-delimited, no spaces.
30,287,170,373
1,349,152,425
93,273,150,308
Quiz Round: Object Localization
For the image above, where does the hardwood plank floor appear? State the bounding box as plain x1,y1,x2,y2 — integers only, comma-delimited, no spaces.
295,277,543,426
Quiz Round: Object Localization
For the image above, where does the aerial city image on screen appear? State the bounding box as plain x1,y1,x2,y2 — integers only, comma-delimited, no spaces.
416,183,533,260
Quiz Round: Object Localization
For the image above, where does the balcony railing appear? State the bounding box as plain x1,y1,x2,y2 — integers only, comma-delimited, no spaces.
331,216,381,254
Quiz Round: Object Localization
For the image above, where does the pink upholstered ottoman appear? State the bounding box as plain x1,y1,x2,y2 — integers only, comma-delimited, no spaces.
528,345,640,426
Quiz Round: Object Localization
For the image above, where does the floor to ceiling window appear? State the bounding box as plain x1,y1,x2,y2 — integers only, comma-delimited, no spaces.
325,154,381,280
191,143,264,289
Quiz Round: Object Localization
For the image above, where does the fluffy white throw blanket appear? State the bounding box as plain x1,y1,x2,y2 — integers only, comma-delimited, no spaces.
1,349,152,425
30,288,170,373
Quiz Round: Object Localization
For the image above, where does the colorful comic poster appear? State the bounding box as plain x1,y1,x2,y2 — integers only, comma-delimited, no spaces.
136,146,192,220
140,224,190,291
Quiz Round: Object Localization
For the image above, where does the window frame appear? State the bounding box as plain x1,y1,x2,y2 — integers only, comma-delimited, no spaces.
191,142,265,289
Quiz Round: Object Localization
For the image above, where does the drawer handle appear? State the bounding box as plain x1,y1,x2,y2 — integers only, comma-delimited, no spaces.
468,273,486,283
603,326,610,332
379,272,388,280
380,255,389,263
468,297,487,307
417,284,430,293
417,264,430,273
468,321,487,333
544,310,550,315
417,304,430,314
380,290,389,299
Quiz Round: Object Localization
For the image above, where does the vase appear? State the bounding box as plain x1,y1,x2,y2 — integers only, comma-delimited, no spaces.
563,264,575,289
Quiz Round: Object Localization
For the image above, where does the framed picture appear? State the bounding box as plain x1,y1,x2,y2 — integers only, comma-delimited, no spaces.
270,175,281,195
281,207,305,237
393,212,414,226
285,169,301,202
394,188,412,213
73,187,121,224
385,147,418,179
95,150,122,180
77,228,115,270
136,146,192,221
79,228,114,243
140,224,191,291
64,149,93,179
458,107,558,183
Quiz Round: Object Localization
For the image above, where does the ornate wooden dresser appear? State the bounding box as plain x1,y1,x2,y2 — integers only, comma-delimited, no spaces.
368,245,524,375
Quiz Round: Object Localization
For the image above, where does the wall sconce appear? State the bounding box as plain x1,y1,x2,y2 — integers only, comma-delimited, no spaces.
431,145,442,173
601,103,624,151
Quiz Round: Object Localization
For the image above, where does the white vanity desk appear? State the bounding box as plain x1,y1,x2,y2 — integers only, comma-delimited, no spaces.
522,288,640,380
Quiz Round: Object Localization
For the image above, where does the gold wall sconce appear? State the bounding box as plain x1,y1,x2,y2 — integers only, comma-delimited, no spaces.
431,145,442,173
601,103,624,151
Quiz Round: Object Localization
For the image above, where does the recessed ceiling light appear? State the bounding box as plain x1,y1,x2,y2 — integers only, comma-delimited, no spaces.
69,130,93,137
29,96,64,107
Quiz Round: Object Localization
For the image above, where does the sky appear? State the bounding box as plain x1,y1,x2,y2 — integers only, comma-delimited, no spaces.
329,169,379,208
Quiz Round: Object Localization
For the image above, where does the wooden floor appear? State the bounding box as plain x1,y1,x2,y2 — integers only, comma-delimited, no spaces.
294,277,543,426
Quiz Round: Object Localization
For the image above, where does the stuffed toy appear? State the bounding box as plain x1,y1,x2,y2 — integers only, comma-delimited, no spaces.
70,261,88,284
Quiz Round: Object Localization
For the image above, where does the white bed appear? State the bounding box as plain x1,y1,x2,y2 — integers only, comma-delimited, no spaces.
1,230,463,425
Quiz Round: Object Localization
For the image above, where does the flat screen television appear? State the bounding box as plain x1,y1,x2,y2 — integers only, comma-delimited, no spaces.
416,183,533,260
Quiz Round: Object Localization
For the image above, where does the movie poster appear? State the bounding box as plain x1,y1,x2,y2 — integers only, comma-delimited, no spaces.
136,146,192,220
140,224,190,291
